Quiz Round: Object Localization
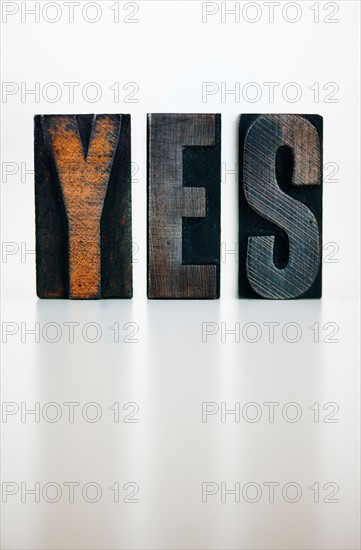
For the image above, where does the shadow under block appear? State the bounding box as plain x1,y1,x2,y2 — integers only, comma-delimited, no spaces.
147,113,221,299
239,114,323,299
35,114,132,299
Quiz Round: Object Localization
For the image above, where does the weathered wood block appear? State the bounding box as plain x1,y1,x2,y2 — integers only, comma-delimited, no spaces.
239,114,323,299
35,114,132,299
147,113,221,299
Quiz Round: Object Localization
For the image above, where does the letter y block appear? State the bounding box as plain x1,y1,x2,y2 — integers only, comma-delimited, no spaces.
34,114,132,299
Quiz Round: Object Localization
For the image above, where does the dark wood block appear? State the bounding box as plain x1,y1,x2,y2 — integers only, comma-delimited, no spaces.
35,114,132,299
239,114,323,299
147,114,221,299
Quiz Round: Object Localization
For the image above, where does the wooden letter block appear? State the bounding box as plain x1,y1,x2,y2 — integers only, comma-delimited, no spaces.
239,114,323,299
147,114,221,299
35,114,132,299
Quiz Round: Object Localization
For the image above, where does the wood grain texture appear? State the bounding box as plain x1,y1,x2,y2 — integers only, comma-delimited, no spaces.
239,114,323,299
35,114,132,299
147,114,221,299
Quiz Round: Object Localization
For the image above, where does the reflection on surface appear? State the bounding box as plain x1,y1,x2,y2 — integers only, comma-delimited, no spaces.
3,297,359,548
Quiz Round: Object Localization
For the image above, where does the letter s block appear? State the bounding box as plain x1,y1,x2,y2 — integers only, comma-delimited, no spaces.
34,114,132,299
239,114,323,299
147,113,221,299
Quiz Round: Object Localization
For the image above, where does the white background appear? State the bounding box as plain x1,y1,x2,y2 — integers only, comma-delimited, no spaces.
1,1,360,548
